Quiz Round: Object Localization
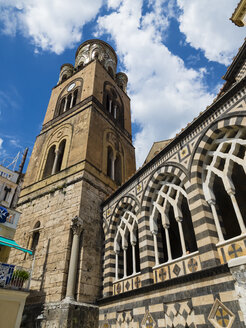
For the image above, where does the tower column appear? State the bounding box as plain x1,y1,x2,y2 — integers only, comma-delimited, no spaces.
51,149,61,175
64,216,83,301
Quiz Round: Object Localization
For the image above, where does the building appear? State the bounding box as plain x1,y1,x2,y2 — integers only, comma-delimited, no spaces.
0,150,28,262
231,0,246,26
0,153,33,328
10,39,135,327
9,37,246,327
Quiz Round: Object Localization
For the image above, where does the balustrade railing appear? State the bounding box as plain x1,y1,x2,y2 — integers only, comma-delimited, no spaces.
0,262,31,290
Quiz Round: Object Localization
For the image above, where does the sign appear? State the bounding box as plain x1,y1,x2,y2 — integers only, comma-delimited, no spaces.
0,206,9,223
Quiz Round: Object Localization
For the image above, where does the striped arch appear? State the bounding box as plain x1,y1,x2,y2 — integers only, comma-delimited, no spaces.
102,195,140,296
109,195,140,238
190,114,246,187
141,164,190,214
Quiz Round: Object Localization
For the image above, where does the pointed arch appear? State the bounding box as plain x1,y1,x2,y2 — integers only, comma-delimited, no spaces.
37,124,72,181
190,115,246,243
141,164,196,266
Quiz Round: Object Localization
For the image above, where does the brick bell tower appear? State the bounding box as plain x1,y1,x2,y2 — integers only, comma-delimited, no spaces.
10,39,136,327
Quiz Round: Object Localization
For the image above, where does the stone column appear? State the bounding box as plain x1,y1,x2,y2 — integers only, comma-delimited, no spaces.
115,250,119,280
131,241,136,274
64,216,83,301
228,190,246,233
51,150,60,175
152,232,159,266
123,246,127,278
208,199,224,242
176,217,186,256
228,256,246,325
164,224,172,262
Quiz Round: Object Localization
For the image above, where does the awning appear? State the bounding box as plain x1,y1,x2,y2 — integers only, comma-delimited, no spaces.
0,236,32,255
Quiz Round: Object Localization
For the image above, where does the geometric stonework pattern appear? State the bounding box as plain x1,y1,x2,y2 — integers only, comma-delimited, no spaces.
117,310,139,328
228,243,243,259
164,300,196,328
141,310,156,328
188,258,198,273
173,263,181,276
209,299,235,328
101,321,110,328
178,144,190,161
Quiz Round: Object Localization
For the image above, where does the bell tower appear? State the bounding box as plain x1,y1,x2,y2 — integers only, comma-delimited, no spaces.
10,39,136,326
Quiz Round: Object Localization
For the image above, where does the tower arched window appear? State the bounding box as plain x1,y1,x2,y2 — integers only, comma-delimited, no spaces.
107,146,114,180
203,127,246,242
31,221,40,255
150,175,197,266
115,154,122,185
66,93,72,110
42,139,67,179
103,83,124,128
59,98,66,115
72,89,78,107
114,212,140,280
43,145,56,178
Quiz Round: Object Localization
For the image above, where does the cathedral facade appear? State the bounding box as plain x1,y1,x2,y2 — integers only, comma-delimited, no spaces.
10,38,246,327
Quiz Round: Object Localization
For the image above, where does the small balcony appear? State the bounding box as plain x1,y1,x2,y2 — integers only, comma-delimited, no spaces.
0,262,32,291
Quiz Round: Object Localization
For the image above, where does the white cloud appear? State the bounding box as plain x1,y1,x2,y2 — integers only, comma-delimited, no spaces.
0,138,3,149
0,0,103,54
177,0,245,65
97,0,215,166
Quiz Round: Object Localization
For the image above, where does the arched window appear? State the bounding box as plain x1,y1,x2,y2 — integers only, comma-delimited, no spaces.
61,75,67,82
59,98,66,115
103,83,124,128
56,139,66,173
115,154,122,185
66,93,72,110
203,127,246,242
107,146,114,179
42,140,67,179
31,221,40,255
114,211,140,280
106,94,111,113
42,145,56,178
150,175,197,265
72,89,78,107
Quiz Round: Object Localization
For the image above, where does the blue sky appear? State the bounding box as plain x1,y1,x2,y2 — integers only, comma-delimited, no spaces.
0,0,245,168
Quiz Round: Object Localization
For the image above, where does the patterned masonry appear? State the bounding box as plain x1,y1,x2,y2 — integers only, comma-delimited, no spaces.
99,39,246,328
7,38,246,327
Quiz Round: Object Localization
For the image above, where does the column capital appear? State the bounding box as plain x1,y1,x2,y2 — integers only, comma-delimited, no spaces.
71,216,83,235
207,198,216,206
175,216,183,223
163,223,170,229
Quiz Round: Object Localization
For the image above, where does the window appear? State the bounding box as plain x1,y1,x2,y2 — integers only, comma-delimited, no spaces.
114,211,140,279
57,88,80,117
31,221,40,255
59,98,66,115
42,145,56,178
42,139,66,179
115,154,122,185
103,83,124,128
203,127,246,242
107,147,122,185
150,175,197,265
107,146,114,179
66,93,72,110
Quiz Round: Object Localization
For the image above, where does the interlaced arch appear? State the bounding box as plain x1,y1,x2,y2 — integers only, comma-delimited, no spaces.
202,126,246,241
107,196,140,280
143,165,196,266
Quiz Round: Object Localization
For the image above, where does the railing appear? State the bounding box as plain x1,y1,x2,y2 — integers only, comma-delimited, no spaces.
0,262,32,290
